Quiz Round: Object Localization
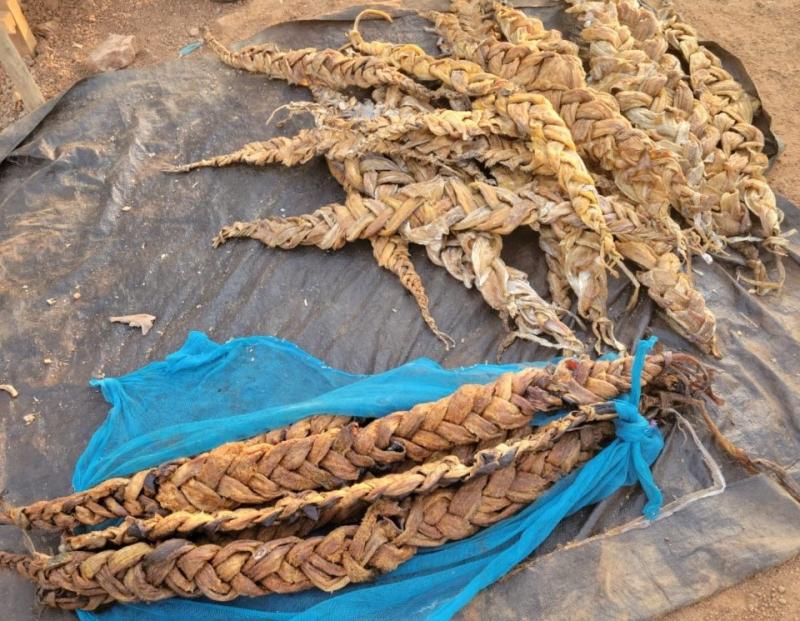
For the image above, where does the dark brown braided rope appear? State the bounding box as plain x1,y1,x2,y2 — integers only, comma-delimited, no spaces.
63,409,614,551
0,352,693,532
0,421,613,610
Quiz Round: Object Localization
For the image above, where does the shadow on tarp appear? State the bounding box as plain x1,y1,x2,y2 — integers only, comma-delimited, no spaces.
0,2,799,620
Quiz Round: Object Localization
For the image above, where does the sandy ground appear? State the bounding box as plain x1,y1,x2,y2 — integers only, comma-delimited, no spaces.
0,0,798,618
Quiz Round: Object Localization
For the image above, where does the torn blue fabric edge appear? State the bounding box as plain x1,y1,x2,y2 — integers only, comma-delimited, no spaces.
75,332,663,621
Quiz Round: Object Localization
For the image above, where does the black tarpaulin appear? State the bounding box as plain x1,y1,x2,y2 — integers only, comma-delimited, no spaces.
1,3,799,620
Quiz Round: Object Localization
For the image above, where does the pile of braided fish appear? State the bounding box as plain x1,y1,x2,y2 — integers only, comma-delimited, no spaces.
0,349,710,609
161,0,789,358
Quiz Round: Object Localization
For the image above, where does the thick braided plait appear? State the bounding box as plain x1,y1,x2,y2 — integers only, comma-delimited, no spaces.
164,114,556,192
603,206,719,356
213,164,542,253
163,128,347,173
0,352,676,531
425,231,584,353
162,125,418,174
617,238,718,355
484,92,619,263
212,160,424,250
569,0,783,287
349,20,511,99
371,235,454,348
359,157,586,353
203,31,438,102
0,423,612,609
64,411,614,551
631,0,785,258
0,414,352,532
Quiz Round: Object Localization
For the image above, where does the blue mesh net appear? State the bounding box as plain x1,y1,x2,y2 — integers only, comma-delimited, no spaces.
75,332,662,621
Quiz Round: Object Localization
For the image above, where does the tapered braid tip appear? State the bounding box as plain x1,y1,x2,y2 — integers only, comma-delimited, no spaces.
0,499,26,529
160,163,190,174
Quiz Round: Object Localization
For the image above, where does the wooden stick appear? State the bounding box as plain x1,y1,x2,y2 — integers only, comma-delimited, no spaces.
0,25,43,109
3,0,36,56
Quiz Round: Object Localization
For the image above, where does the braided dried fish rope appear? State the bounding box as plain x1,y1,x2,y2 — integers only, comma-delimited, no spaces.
522,177,719,355
361,151,588,353
203,31,439,103
567,0,785,289
0,352,684,531
0,422,611,609
371,235,454,348
64,410,614,551
627,0,786,276
488,2,575,53
426,230,587,352
344,23,619,264
428,5,700,251
164,72,518,173
564,0,716,191
164,114,543,176
214,168,537,249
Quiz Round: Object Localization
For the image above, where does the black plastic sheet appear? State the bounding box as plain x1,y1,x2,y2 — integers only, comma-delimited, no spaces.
1,4,799,620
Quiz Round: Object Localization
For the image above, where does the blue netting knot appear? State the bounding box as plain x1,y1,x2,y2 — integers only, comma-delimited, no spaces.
611,336,663,520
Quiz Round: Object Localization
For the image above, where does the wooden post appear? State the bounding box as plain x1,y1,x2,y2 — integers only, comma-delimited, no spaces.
2,0,36,57
0,26,43,109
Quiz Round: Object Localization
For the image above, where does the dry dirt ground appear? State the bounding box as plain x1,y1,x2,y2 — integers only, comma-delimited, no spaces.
0,0,799,619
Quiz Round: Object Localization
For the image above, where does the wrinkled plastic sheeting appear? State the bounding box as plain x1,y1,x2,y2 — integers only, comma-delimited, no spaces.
0,3,799,621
